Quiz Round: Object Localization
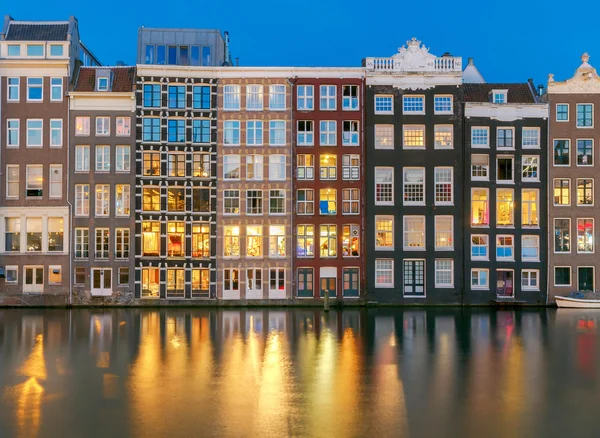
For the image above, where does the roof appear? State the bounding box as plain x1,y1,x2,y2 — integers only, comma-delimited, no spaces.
73,66,136,92
463,83,538,103
462,58,485,84
5,22,69,41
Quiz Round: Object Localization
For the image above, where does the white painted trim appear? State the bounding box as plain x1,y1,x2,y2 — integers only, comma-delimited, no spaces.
137,65,366,79
465,103,549,121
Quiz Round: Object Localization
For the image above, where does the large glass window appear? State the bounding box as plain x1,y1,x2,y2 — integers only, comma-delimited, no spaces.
553,140,570,166
556,104,569,121
223,85,240,110
167,119,186,142
143,118,160,141
297,225,315,258
269,225,286,257
26,120,42,147
74,228,89,259
50,119,62,147
522,156,539,181
141,268,160,298
297,154,314,180
95,184,110,216
375,216,394,250
269,120,286,145
223,155,240,180
403,168,425,205
246,190,263,215
342,224,360,257
435,259,454,287
342,85,359,110
522,236,539,261
375,167,393,205
268,155,286,181
319,154,336,180
5,218,20,252
168,85,186,109
269,85,286,110
497,157,513,182
223,120,240,145
471,188,489,226
269,190,285,215
375,95,393,114
6,165,19,198
434,95,452,114
223,190,240,215
27,78,43,101
167,222,185,257
434,167,453,205
193,85,210,109
192,119,210,143
577,139,593,165
297,189,314,215
497,189,514,227
553,179,570,206
435,216,453,250
167,152,186,177
497,128,514,148
403,216,425,250
224,226,240,257
434,125,453,149
115,228,129,259
554,218,570,253
521,189,539,227
577,179,594,206
193,153,211,178
522,128,540,148
403,95,424,113
319,189,336,215
143,84,161,107
116,145,130,172
320,121,336,146
297,121,314,146
246,120,263,146
375,125,394,149
577,218,594,253
342,188,359,215
297,85,314,110
320,85,336,110
320,225,337,257
143,187,161,211
471,235,488,259
403,125,425,148
95,228,109,259
167,187,185,212
75,184,90,216
246,84,263,110
115,185,130,216
166,269,185,298
577,104,593,127
142,222,160,257
496,235,514,260
471,127,489,147
192,188,210,212
7,120,19,147
246,226,263,258
95,145,110,172
375,259,394,287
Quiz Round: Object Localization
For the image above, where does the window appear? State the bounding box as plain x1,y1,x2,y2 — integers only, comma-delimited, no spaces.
143,152,160,176
471,154,489,180
375,216,394,250
269,225,286,257
553,179,570,206
497,157,513,183
7,120,19,147
269,268,285,294
268,155,286,181
166,269,185,298
50,78,62,101
522,189,539,227
246,190,263,215
193,85,211,109
48,119,62,147
223,190,240,215
95,145,110,172
577,218,594,253
7,45,20,56
319,121,337,146
297,85,314,110
192,119,210,143
223,155,240,180
404,216,425,250
342,188,360,215
522,156,539,182
471,235,488,259
7,78,19,101
246,226,263,258
118,268,129,286
246,120,263,146
577,179,594,206
403,125,425,148
496,235,514,260
141,222,160,257
27,78,43,101
95,228,110,259
434,125,453,149
115,145,130,173
115,185,130,216
26,165,42,197
297,121,314,146
168,85,186,109
577,104,593,127
434,96,453,114
142,187,160,211
297,189,314,215
96,117,110,136
97,77,109,92
434,167,453,205
115,229,130,259
192,268,210,298
224,268,240,293
141,268,160,298
471,188,489,226
167,152,185,177
166,222,185,257
403,95,424,114
223,120,241,144
522,128,540,148
26,120,42,147
320,225,337,257
95,185,110,216
556,104,569,121
269,85,286,110
319,154,336,180
577,139,593,165
375,167,394,205
246,268,262,295
28,219,43,251
191,187,210,212
375,95,393,114
246,85,263,110
342,224,360,257
471,127,489,148
297,154,314,180
435,260,454,287
269,190,285,214
497,128,514,149
341,154,360,180
49,164,62,199
297,225,315,257
492,90,507,104
143,84,161,107
167,187,185,212
553,140,570,166
342,121,359,146
48,266,62,285
246,154,264,181
5,218,20,252
73,146,89,172
555,267,571,286
223,85,240,110
224,226,240,257
471,269,489,289
522,270,539,290
403,168,425,205
75,185,90,216
342,85,359,110
497,189,514,226
375,124,394,149
193,153,211,178
320,85,336,110
167,119,185,142
75,228,89,259
319,189,336,215
4,166,20,203
143,118,160,141
554,218,571,253
375,259,394,288
522,236,539,261
269,120,286,146
435,216,453,250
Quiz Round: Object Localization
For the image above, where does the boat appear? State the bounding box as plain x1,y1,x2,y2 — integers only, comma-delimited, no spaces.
556,292,600,308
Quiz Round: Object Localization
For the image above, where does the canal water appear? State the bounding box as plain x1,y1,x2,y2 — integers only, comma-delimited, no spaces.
1,308,600,438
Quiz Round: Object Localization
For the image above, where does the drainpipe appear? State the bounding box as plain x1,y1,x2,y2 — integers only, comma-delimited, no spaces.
66,94,73,306
287,76,295,302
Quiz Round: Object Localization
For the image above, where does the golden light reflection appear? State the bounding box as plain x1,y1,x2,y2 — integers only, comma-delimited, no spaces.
19,334,47,381
96,352,110,369
103,374,118,399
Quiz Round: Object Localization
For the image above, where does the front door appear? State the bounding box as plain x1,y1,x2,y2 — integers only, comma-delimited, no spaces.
320,277,336,298
342,268,359,297
91,268,112,296
297,268,314,298
578,267,594,292
404,260,425,296
497,270,514,297
23,266,44,293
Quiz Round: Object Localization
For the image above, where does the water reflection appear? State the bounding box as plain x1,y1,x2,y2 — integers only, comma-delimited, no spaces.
2,308,600,437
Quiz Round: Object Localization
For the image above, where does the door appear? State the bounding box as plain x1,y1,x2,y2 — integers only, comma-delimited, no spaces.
578,267,594,292
320,277,336,298
404,260,425,296
23,266,44,293
343,268,360,297
496,270,514,297
297,268,314,298
91,268,112,296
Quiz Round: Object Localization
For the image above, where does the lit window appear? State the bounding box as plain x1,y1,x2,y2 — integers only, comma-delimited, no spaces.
95,145,110,172
320,121,337,146
95,184,110,216
434,125,453,149
522,156,539,181
46,218,64,252
375,259,394,288
471,154,489,180
246,190,263,215
577,218,594,253
577,139,593,165
269,189,285,215
223,155,241,180
75,185,90,216
342,224,360,257
268,155,286,181
435,259,453,287
522,236,539,261
403,125,425,148
556,104,569,121
497,189,514,227
26,165,43,197
223,85,240,110
342,121,359,146
554,218,571,253
269,225,286,257
319,189,336,215
297,189,314,215
167,119,185,142
375,216,394,250
554,267,571,286
471,269,488,289
553,140,570,166
297,120,314,146
320,85,336,110
521,189,539,227
143,118,160,141
375,167,394,205
375,124,394,149
576,104,593,127
48,266,62,285
403,216,425,250
95,228,110,259
297,154,314,180
403,95,424,114
297,225,315,257
224,269,240,293
553,179,570,206
115,228,130,259
5,218,20,252
471,235,488,259
192,268,210,298
320,225,337,257
50,78,62,101
434,96,452,114
7,119,19,147
246,84,263,110
26,119,42,147
167,222,185,257
375,95,393,114
167,187,185,212
96,117,110,136
342,188,359,215
471,188,489,226
74,228,89,259
167,152,186,177
269,85,286,110
496,235,514,260
192,153,210,178
522,270,539,290
319,154,336,180
27,78,43,101
141,268,160,298
297,85,314,110
434,167,453,205
342,154,360,180
435,216,453,250
166,269,185,298
142,187,161,211
246,225,263,258
403,168,425,205
143,152,161,176
192,119,210,143
223,190,240,215
269,120,286,146
142,222,160,257
471,127,489,147
115,184,130,216
577,179,594,205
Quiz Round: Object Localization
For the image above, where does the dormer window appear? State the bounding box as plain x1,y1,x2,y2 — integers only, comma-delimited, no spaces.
492,90,508,104
97,77,109,92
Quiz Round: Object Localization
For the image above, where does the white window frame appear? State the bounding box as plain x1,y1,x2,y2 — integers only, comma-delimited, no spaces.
341,188,360,215
402,95,425,114
96,117,110,136
433,95,453,114
23,266,44,293
246,190,263,215
403,167,425,206
320,85,336,110
521,270,540,290
269,120,286,146
375,167,394,206
7,77,19,102
75,185,90,216
522,127,540,149
223,190,240,215
223,85,241,110
268,268,286,294
403,215,426,251
75,116,90,136
296,189,314,215
576,103,594,128
268,155,286,181
297,120,314,146
375,259,394,288
95,184,110,217
576,138,594,166
246,268,263,294
471,269,489,290
577,218,595,254
26,164,43,198
496,127,515,150
342,154,360,181
434,167,453,206
554,266,572,287
471,126,489,148
471,154,489,181
116,145,130,173
556,103,569,122
246,120,263,146
269,189,286,215
434,259,454,288
375,124,394,149
223,120,240,146
320,120,337,146
6,165,19,199
374,95,393,114
434,216,453,251
5,265,18,284
496,155,514,184
297,85,314,110
7,119,19,148
522,189,539,228
375,215,394,251
26,119,43,147
496,235,514,261
97,77,109,91
319,153,336,180
342,121,359,146
50,77,63,102
402,125,425,149
296,154,314,180
342,85,359,110
49,164,62,199
434,125,453,149
246,154,264,181
554,218,571,254
49,119,62,147
223,155,241,181
115,184,130,217
471,234,489,260
223,268,240,293
522,156,539,182
522,235,540,262
553,178,570,206
246,84,264,110
95,145,110,172
116,117,131,136
577,178,594,206
492,90,508,104
27,77,43,102
269,84,286,110
75,145,90,172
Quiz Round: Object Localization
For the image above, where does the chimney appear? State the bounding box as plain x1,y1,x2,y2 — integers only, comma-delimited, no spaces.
236,57,239,67
116,60,125,66
467,57,474,66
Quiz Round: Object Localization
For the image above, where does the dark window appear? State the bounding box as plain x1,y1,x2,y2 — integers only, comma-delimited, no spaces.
179,46,189,66
577,139,593,165
143,84,161,107
168,120,186,142
193,188,210,212
555,267,570,286
168,46,177,65
193,86,211,109
497,158,513,181
190,46,200,66
554,140,570,166
168,85,186,109
554,219,570,252
193,120,211,143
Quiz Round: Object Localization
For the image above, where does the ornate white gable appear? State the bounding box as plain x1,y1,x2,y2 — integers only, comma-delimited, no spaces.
548,53,600,94
391,38,438,72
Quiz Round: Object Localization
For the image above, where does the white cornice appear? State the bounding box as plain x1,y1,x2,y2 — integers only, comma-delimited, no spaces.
465,103,549,121
366,75,462,89
69,93,136,112
137,65,365,79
